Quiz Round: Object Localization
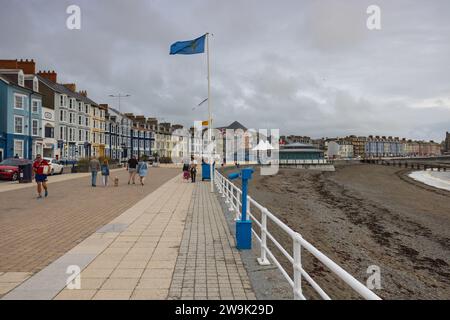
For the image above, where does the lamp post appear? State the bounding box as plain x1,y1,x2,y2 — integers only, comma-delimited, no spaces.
108,94,131,113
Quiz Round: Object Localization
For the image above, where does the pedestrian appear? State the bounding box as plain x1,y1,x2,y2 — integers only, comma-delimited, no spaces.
14,154,19,159
32,154,50,199
127,155,138,184
89,157,101,187
182,160,190,182
189,155,198,183
101,159,110,187
137,157,148,186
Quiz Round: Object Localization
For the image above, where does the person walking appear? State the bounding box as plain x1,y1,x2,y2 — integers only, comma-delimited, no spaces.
189,155,198,183
32,154,50,199
137,157,148,186
89,157,101,187
127,155,138,185
101,159,110,187
182,160,190,182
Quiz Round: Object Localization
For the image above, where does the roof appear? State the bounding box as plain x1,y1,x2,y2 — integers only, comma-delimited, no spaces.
283,142,314,148
280,149,324,153
0,74,40,95
37,75,98,106
217,121,247,131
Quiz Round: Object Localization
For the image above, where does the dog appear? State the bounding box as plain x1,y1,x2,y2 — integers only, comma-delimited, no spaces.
114,176,119,187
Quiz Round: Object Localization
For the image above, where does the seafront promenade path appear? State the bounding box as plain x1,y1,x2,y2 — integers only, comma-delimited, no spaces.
0,166,255,300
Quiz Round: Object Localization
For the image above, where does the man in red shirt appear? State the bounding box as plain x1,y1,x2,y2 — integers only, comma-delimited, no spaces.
33,154,50,199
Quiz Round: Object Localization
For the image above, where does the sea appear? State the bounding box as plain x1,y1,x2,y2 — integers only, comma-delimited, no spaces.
408,169,450,191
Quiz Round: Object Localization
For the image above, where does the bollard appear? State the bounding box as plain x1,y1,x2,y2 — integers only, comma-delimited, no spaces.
228,167,254,250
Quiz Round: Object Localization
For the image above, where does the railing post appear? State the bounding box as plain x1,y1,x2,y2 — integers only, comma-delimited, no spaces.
293,233,303,300
257,208,270,266
225,180,230,204
220,175,225,197
229,184,234,212
234,188,240,220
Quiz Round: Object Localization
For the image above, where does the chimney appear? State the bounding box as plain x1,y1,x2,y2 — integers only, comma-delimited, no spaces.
79,90,87,97
37,70,57,83
63,83,76,92
0,59,19,69
17,59,36,74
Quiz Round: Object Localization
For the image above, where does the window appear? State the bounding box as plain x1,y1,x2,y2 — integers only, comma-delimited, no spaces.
78,102,82,112
86,131,90,141
14,116,24,134
33,78,39,92
18,73,24,87
69,128,74,141
59,127,64,140
32,119,39,136
45,126,54,138
79,115,82,125
60,95,64,106
14,140,24,158
78,130,82,141
32,99,40,113
14,94,24,109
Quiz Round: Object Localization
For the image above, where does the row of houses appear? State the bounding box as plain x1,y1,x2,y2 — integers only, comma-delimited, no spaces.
0,59,184,162
281,134,445,160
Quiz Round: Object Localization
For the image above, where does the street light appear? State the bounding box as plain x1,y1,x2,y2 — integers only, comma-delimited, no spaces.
109,94,131,113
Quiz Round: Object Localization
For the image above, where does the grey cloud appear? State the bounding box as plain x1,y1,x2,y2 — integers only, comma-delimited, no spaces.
0,0,449,142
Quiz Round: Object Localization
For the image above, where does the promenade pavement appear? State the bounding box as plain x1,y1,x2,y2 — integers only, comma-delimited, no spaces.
0,167,179,297
1,172,256,300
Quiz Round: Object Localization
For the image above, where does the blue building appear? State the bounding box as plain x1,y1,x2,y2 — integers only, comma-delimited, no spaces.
0,69,42,161
125,114,152,159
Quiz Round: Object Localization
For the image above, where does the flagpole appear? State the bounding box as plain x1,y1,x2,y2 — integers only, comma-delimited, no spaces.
206,32,214,192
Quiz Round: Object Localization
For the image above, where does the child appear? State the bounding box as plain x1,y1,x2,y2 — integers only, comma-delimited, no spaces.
137,158,148,186
101,159,110,187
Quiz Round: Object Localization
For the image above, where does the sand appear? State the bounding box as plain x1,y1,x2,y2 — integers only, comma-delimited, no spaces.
220,163,450,299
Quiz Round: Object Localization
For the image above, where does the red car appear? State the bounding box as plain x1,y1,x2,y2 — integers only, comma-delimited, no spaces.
0,158,33,181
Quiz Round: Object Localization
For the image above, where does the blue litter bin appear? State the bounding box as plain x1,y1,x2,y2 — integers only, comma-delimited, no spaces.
201,162,215,181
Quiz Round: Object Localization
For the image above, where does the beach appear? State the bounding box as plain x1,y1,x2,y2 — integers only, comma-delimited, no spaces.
220,163,450,299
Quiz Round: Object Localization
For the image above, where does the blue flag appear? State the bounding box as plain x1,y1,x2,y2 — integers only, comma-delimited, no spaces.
170,34,206,55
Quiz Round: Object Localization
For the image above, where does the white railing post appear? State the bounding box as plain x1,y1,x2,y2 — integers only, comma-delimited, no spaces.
220,174,225,197
234,187,240,220
225,179,230,203
257,208,271,266
293,233,303,300
229,184,235,212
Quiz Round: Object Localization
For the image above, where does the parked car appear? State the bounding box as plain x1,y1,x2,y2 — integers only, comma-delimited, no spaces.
44,157,64,175
0,158,33,181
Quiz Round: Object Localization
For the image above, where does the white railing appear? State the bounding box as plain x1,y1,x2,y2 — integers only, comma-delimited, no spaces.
214,169,381,300
279,159,328,165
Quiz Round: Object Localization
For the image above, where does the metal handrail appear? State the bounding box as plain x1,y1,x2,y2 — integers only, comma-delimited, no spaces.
214,169,381,300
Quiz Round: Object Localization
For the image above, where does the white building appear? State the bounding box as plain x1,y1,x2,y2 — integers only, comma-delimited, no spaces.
327,140,354,159
41,106,56,158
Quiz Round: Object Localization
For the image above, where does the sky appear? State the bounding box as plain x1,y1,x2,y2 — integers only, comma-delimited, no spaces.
0,0,449,142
